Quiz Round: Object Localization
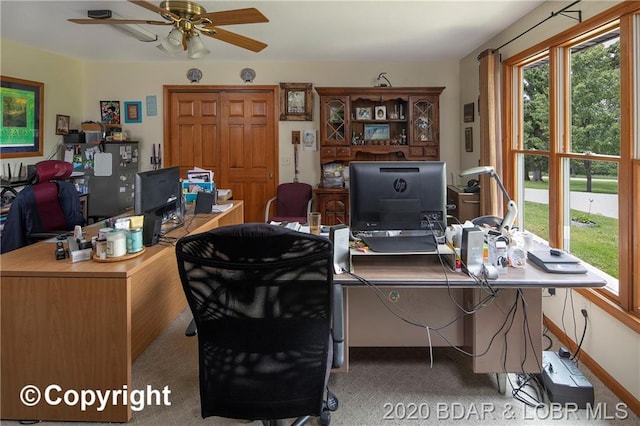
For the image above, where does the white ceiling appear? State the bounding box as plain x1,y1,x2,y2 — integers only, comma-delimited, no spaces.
0,1,545,63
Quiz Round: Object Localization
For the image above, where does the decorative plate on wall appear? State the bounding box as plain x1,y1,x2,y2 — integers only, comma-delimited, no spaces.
241,68,256,83
187,68,202,83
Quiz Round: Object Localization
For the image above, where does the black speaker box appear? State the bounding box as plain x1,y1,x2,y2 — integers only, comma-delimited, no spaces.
143,215,162,246
194,192,216,214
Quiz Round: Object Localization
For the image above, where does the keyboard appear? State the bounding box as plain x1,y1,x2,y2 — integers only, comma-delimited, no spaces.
361,234,437,253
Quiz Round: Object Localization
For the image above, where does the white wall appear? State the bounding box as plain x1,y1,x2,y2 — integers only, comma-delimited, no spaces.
2,41,461,187
0,39,84,174
458,0,639,402
81,60,460,187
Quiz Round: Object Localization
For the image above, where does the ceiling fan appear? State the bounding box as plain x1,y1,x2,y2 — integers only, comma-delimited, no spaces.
68,0,269,59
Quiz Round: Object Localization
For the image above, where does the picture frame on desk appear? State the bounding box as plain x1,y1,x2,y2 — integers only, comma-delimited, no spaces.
0,76,44,158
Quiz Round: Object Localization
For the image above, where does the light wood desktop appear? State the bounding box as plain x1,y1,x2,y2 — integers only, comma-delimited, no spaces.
336,253,606,378
1,212,606,422
0,201,243,423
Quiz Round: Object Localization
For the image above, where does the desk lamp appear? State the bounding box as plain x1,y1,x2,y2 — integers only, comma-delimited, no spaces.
460,165,517,233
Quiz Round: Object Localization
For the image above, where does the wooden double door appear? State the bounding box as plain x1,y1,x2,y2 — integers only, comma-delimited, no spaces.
164,86,278,223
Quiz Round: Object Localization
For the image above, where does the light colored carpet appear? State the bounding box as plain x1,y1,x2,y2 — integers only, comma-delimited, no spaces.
131,308,639,425
6,307,638,425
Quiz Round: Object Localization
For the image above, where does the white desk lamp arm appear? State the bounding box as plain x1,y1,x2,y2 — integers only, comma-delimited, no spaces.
489,171,517,232
500,199,518,232
460,166,518,232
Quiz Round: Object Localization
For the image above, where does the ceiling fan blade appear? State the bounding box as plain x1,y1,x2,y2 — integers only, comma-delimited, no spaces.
198,8,269,26
128,0,179,21
203,27,267,52
68,18,170,25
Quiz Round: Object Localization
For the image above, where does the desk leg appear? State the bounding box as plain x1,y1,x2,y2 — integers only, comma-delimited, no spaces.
333,288,349,373
471,288,542,374
496,373,507,395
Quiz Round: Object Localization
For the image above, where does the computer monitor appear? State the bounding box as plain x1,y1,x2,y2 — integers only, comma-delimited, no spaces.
134,166,182,225
349,161,447,234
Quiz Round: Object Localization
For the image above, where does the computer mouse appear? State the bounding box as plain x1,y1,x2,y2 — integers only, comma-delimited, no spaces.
482,264,499,280
550,248,563,256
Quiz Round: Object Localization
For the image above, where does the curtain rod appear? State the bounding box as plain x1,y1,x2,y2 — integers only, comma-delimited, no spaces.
494,0,582,53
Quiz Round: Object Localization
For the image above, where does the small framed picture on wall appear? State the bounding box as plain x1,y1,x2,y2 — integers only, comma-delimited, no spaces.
56,114,70,135
465,127,473,152
464,102,474,123
100,100,121,124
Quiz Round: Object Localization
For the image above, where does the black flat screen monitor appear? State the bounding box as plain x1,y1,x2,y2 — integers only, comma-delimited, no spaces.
349,161,447,234
134,166,182,221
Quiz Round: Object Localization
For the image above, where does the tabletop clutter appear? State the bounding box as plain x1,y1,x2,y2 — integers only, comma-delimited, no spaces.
61,215,146,263
445,221,534,275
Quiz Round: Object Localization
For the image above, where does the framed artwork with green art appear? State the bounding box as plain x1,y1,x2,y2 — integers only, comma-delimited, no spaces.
1,75,44,158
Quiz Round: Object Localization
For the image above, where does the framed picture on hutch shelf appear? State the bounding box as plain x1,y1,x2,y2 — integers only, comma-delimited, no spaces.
0,76,44,158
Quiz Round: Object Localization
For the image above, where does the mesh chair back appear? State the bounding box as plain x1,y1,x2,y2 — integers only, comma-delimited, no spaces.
176,223,334,421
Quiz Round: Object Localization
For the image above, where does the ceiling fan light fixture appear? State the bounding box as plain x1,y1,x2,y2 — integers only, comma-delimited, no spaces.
161,27,184,53
187,33,210,59
157,43,181,56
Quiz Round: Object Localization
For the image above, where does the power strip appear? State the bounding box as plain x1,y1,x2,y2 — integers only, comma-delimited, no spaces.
540,350,594,408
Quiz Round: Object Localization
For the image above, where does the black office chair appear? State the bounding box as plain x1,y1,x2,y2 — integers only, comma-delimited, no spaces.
1,160,84,253
175,223,343,425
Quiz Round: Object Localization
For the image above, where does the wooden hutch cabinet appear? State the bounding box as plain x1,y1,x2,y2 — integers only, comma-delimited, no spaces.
314,87,444,225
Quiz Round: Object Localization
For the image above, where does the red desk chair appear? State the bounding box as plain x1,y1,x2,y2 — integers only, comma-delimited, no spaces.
264,182,313,224
1,160,84,253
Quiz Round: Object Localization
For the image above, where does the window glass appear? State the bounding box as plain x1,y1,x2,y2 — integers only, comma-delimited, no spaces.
566,158,619,293
523,59,550,151
522,153,550,242
569,31,621,156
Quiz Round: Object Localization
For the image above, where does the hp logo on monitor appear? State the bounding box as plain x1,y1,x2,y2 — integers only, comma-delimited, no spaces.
393,178,408,193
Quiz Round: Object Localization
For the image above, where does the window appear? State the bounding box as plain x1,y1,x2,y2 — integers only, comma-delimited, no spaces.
505,4,640,318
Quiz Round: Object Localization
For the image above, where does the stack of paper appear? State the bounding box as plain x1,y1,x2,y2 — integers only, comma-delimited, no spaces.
183,166,215,202
186,166,213,182
269,221,302,231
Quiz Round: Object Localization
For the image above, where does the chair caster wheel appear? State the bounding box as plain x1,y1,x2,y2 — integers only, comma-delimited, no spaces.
320,410,331,426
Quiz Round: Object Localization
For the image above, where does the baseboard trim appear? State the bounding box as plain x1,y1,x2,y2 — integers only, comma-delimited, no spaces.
544,316,640,418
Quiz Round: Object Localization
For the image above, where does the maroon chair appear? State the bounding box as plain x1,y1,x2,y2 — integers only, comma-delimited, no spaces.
1,160,84,253
264,182,313,224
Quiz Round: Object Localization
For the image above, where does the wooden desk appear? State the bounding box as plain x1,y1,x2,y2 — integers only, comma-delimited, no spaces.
0,201,244,423
336,253,606,376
